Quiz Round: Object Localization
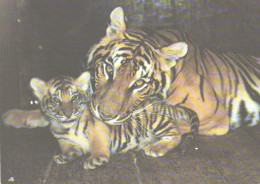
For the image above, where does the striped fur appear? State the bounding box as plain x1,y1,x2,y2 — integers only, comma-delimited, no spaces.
82,97,199,170
2,74,199,170
48,96,200,169
2,72,93,165
86,7,260,136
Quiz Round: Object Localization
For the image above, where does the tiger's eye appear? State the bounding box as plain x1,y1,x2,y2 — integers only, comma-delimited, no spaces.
134,80,145,87
71,95,79,102
52,97,60,104
106,64,113,74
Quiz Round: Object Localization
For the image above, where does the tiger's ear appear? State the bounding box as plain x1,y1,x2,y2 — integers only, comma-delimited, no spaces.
158,42,188,68
30,78,48,101
106,7,126,39
76,72,93,94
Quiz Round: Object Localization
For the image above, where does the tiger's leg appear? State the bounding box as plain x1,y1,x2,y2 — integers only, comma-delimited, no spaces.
177,107,200,155
2,109,49,128
54,140,84,164
83,117,111,170
83,142,110,170
143,127,182,157
53,149,83,164
180,132,196,155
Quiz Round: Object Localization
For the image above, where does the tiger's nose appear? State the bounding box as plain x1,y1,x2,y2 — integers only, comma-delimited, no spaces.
61,103,73,118
63,110,73,118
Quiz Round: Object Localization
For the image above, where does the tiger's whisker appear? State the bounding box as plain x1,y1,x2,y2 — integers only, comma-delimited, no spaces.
129,118,153,149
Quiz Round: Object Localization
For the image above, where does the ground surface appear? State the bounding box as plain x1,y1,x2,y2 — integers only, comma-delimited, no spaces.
2,125,260,184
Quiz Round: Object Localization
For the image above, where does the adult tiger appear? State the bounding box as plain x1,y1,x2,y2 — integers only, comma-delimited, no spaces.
87,7,260,136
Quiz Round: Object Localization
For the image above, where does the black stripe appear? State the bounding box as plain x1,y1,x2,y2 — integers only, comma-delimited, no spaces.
127,32,143,40
83,120,88,131
120,142,128,151
161,72,166,89
116,125,122,151
149,105,156,130
166,29,181,41
199,75,205,101
156,123,172,136
156,32,175,44
75,120,80,135
127,123,133,135
124,126,130,143
228,98,233,118
217,53,239,96
239,100,248,125
213,51,232,94
170,67,176,82
113,128,117,148
92,46,105,58
193,46,200,74
235,54,258,76
142,108,149,137
228,53,256,85
239,71,260,105
153,109,167,133
181,94,189,104
141,53,151,64
190,120,199,134
204,49,224,92
200,48,208,74
212,88,219,114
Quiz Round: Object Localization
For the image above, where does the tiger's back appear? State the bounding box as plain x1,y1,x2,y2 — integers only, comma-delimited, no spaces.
158,29,260,134
106,99,199,156
140,27,260,133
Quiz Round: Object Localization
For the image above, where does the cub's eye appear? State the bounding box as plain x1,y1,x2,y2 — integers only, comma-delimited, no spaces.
51,97,60,104
71,94,79,102
133,80,145,88
105,64,114,76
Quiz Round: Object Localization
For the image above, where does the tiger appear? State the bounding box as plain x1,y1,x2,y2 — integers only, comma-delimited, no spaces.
86,7,260,136
3,72,93,165
82,97,200,170
3,73,199,170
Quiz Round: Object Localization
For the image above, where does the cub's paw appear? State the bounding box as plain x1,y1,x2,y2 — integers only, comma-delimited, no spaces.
180,142,190,155
53,154,72,165
83,156,109,170
180,134,194,155
143,145,167,157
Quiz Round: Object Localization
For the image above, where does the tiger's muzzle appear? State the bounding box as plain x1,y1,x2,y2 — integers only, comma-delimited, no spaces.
89,101,132,125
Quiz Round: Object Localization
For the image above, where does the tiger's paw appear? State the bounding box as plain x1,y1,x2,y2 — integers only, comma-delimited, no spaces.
180,142,190,155
83,156,109,170
180,134,194,155
53,154,72,165
143,145,167,157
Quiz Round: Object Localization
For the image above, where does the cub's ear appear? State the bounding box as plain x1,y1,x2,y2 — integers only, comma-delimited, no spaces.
157,42,188,68
106,7,126,39
76,72,93,94
30,78,47,101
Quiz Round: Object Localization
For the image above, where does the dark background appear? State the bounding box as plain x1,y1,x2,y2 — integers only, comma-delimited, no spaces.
1,1,260,183
1,0,260,114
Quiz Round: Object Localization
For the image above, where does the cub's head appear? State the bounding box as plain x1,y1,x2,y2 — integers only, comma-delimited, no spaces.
87,7,188,125
30,72,92,128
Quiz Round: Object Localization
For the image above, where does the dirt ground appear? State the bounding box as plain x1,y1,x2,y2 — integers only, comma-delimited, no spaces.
2,124,260,184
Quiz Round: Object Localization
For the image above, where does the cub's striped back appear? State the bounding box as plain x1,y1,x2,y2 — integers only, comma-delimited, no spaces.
83,98,200,169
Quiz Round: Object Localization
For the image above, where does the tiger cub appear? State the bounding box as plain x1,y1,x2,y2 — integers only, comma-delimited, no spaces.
84,98,199,169
2,73,199,170
3,72,93,165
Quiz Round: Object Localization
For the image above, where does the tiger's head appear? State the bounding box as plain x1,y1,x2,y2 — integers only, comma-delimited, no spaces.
87,7,188,125
30,72,92,128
